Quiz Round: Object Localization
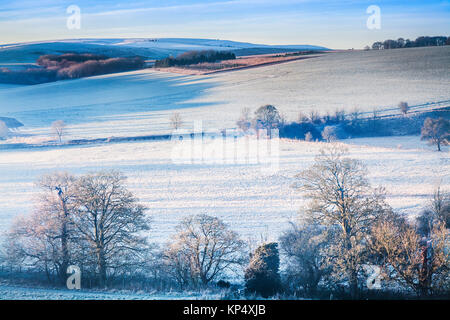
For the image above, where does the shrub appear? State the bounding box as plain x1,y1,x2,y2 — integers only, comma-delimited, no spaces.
279,122,321,140
321,126,337,142
244,242,282,298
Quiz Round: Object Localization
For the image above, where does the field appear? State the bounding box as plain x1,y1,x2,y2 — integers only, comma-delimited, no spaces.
0,135,448,245
1,45,449,144
0,44,449,248
154,52,322,75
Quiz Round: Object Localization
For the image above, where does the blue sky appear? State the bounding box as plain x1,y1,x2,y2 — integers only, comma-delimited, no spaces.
0,0,449,48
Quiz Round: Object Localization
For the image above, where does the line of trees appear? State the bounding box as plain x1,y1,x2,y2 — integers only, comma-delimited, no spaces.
1,147,449,298
155,50,236,68
3,171,150,287
236,105,284,138
284,145,449,298
238,104,450,152
370,36,449,50
0,53,145,85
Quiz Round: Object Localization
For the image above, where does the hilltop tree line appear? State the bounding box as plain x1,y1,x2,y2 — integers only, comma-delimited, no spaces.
1,146,448,299
155,50,236,68
237,104,450,151
370,36,449,50
0,53,145,85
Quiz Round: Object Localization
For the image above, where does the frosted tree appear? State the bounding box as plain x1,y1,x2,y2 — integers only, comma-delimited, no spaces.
254,105,281,138
72,170,150,287
165,214,245,288
280,223,331,296
398,101,409,115
52,120,66,143
370,215,449,296
421,117,450,151
236,108,252,132
170,112,183,131
294,145,391,298
5,172,77,284
321,126,337,142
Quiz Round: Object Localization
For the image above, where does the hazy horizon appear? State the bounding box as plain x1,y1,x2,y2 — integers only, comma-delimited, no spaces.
1,0,449,49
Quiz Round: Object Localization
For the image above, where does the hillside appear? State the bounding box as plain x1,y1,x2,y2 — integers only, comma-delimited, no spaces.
0,38,329,64
0,46,448,141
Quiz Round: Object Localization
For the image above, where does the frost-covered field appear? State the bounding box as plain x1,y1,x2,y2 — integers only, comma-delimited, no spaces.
0,44,448,247
0,136,447,244
0,46,449,142
0,283,217,300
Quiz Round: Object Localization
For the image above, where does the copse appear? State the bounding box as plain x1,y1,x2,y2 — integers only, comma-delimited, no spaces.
0,54,145,85
370,212,449,296
370,36,449,50
155,50,236,68
5,170,150,287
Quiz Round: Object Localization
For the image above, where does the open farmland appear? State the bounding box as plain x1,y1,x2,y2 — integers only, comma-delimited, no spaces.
0,45,449,143
0,43,448,276
0,136,447,244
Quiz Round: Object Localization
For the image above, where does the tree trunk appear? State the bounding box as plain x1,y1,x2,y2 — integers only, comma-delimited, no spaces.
96,247,107,287
349,270,359,299
59,193,70,286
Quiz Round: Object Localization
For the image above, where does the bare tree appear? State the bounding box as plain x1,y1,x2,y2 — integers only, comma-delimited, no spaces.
236,108,252,132
399,101,409,115
5,172,77,284
280,223,331,296
170,112,183,131
72,170,150,287
321,126,337,142
430,185,450,228
51,120,66,143
165,214,245,288
350,108,360,122
370,215,449,296
294,145,391,298
298,112,309,123
308,110,321,124
254,105,281,138
421,117,450,151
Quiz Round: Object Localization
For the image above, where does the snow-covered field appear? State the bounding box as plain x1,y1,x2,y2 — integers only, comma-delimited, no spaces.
0,43,448,248
0,136,447,244
0,282,217,300
0,46,449,142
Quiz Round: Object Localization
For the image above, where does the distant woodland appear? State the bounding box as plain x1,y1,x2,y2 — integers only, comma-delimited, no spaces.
370,36,449,50
154,50,236,68
0,53,145,85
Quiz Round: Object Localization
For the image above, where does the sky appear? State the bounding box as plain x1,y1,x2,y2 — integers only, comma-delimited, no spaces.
0,0,449,48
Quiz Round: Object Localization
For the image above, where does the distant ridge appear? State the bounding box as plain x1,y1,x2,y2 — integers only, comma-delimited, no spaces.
0,117,23,128
0,38,330,63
